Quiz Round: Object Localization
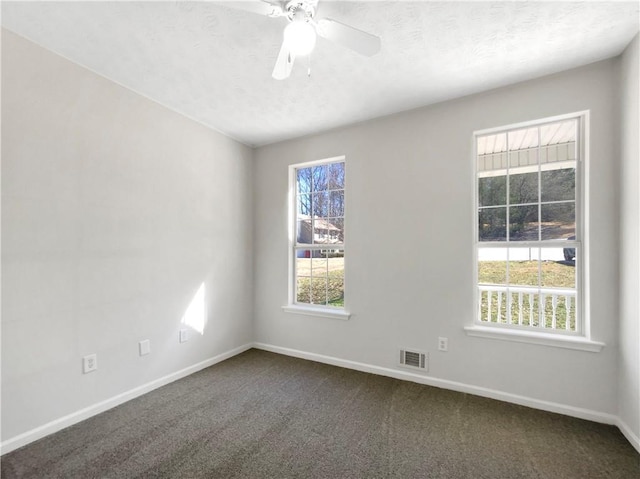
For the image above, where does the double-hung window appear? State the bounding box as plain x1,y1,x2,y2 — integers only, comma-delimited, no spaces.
286,157,346,317
474,114,585,336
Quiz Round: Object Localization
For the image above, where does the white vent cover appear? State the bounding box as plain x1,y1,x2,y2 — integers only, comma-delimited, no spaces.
399,349,428,371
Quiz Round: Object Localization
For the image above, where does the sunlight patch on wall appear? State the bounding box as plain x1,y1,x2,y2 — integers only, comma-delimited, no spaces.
181,283,206,335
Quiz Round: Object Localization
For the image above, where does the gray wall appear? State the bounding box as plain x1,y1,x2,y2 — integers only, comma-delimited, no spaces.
1,30,254,442
254,59,621,416
618,33,640,444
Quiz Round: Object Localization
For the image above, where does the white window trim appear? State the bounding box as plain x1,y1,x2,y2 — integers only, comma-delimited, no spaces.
469,111,601,350
284,155,350,320
464,325,603,352
282,304,351,320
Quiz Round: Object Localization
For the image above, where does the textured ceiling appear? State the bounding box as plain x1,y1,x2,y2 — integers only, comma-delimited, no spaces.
2,1,639,147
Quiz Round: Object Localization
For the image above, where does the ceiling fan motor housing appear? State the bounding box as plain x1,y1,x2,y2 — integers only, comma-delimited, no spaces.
285,0,316,21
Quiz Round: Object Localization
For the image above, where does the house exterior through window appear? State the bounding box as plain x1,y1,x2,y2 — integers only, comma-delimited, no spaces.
290,157,345,309
475,114,585,335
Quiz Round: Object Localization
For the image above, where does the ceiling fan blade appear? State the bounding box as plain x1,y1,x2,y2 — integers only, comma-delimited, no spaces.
272,41,296,80
315,18,381,56
222,0,285,18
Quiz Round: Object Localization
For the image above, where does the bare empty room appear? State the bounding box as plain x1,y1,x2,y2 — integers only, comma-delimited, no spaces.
1,1,639,477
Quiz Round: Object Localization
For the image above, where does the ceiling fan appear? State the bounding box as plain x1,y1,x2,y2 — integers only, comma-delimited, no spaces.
226,0,381,79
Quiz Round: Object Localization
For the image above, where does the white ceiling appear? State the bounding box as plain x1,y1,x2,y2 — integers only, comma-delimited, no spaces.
2,1,639,147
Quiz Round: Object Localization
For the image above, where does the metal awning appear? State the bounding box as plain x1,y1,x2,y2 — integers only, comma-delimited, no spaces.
477,120,576,155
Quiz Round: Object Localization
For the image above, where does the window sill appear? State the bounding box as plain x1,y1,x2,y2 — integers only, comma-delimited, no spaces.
282,305,351,321
464,325,604,352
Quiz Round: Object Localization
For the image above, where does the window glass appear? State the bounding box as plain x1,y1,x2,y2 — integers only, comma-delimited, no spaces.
292,160,345,309
478,176,507,207
541,168,575,202
541,203,575,240
479,208,507,242
509,205,538,241
509,172,538,206
476,117,581,334
477,248,507,285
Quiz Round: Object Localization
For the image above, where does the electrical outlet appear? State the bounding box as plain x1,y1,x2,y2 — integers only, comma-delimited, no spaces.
179,329,188,343
139,339,151,356
438,337,448,352
83,354,97,374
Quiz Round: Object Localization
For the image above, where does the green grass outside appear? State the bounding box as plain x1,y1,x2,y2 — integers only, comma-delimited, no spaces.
296,269,344,307
328,297,344,307
478,260,575,288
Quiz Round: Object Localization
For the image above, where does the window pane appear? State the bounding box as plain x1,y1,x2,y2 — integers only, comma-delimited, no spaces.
478,176,506,207
509,172,538,206
480,288,508,324
541,167,575,202
539,293,576,331
313,217,337,244
311,255,327,276
296,252,311,275
507,247,539,287
310,277,328,305
297,168,312,195
328,254,344,307
311,192,329,218
477,133,507,157
508,127,538,169
312,165,328,191
297,218,312,244
297,194,312,216
509,290,540,328
295,251,312,304
538,245,566,262
296,277,311,304
328,162,345,190
477,247,507,285
541,254,576,289
509,205,538,241
562,238,576,262
540,120,576,147
327,217,344,243
329,190,344,217
541,203,575,240
479,207,506,241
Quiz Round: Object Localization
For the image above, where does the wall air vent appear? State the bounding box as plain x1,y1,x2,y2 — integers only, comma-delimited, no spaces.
399,349,428,371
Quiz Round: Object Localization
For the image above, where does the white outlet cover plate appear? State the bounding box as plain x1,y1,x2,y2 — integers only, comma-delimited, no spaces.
180,329,188,343
83,354,97,373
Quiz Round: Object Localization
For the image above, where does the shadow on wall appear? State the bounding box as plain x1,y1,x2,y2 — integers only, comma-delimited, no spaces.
181,282,206,335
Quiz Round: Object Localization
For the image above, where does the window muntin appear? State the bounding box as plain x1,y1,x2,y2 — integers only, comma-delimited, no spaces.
476,117,582,334
292,159,345,308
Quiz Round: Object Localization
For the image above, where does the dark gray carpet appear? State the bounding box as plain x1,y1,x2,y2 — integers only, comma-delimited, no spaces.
2,349,638,478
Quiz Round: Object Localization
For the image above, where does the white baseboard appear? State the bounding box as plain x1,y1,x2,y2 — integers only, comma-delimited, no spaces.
617,417,640,453
253,342,621,426
0,343,253,456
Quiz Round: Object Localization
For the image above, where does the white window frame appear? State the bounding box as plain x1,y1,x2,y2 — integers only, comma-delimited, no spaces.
465,111,603,352
282,156,350,320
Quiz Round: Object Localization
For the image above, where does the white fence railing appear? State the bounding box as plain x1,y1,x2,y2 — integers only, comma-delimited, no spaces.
478,285,577,332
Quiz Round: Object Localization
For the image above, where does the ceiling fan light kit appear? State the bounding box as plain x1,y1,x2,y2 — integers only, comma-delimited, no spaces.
227,0,381,79
284,18,316,56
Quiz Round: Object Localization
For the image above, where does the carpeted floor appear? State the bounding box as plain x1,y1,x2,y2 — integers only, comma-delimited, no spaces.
2,349,638,478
